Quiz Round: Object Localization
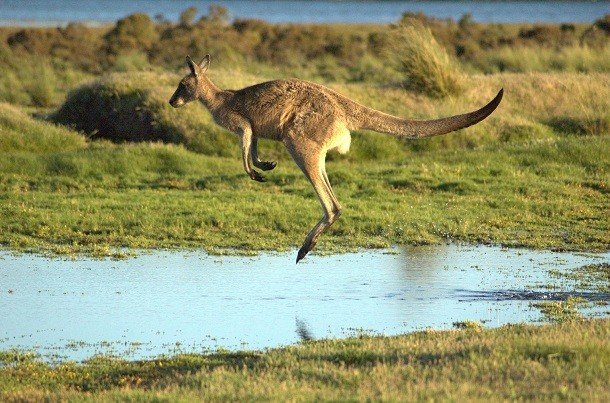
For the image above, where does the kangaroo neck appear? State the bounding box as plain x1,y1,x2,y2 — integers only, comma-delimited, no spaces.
197,75,223,110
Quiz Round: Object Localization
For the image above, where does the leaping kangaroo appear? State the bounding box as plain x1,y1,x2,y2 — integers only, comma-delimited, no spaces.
169,55,503,263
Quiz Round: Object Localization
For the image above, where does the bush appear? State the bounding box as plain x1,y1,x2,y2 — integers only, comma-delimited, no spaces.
105,13,158,55
387,23,464,98
581,14,610,47
48,72,239,157
519,25,563,46
202,4,230,25
179,7,198,27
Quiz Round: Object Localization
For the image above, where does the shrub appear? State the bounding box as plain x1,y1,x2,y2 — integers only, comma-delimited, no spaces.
593,14,610,33
111,51,152,72
519,25,562,46
581,14,610,47
387,23,464,98
458,13,475,30
48,72,239,157
105,13,158,55
179,7,198,27
202,4,230,25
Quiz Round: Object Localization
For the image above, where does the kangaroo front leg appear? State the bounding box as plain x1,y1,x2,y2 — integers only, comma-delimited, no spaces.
240,127,265,182
251,138,277,171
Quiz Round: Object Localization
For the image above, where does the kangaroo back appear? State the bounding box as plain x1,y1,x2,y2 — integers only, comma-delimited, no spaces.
348,89,503,139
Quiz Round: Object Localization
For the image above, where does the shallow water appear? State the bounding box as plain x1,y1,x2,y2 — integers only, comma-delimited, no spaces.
0,0,607,25
0,244,608,362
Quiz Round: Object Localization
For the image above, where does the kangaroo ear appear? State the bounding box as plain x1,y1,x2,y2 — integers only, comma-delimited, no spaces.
186,55,199,77
199,54,210,73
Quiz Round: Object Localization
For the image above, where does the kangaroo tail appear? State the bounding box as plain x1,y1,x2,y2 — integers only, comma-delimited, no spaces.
350,89,503,139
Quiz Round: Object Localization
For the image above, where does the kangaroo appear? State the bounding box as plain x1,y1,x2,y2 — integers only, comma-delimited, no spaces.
169,55,503,263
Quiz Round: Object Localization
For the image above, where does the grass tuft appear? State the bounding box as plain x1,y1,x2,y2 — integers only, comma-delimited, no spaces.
387,23,464,98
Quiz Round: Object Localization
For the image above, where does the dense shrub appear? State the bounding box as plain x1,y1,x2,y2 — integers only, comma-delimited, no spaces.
0,7,610,82
179,7,198,27
104,13,158,55
581,14,610,47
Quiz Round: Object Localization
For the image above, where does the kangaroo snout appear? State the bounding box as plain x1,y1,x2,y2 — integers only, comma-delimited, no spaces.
169,97,184,108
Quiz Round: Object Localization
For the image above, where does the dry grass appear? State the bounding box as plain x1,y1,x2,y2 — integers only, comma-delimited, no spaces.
472,45,610,74
387,23,464,98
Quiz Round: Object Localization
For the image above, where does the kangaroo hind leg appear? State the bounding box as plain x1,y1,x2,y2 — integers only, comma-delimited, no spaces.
286,140,342,263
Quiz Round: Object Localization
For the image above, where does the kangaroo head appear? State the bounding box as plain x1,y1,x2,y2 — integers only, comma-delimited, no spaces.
169,55,210,108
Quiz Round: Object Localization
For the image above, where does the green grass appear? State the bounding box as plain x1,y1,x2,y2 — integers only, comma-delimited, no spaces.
0,45,92,108
45,69,610,157
0,132,607,256
1,319,608,400
0,69,608,256
0,103,87,153
551,263,610,294
532,297,588,323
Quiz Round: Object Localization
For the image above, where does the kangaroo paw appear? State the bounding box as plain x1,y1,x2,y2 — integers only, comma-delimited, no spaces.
249,170,266,182
259,161,277,171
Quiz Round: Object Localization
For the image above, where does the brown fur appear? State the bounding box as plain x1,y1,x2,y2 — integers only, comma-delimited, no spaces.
169,55,503,262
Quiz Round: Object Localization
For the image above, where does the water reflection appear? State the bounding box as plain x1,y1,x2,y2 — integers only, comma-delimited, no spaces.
0,244,607,362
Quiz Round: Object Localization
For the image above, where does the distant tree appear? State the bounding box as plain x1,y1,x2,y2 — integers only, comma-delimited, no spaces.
105,13,158,53
179,7,198,27
201,4,229,25
154,13,167,24
458,13,474,30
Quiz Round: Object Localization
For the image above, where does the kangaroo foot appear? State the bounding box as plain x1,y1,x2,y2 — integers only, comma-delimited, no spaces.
248,170,266,182
296,239,318,263
296,246,309,264
258,161,277,171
